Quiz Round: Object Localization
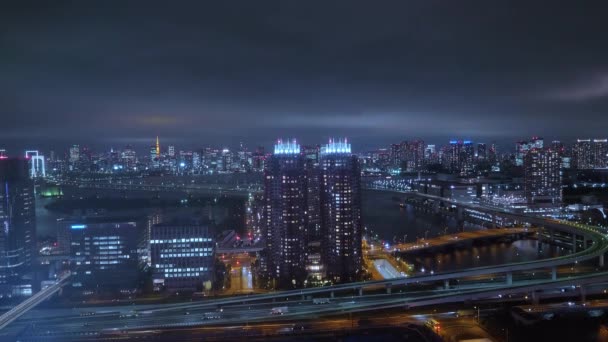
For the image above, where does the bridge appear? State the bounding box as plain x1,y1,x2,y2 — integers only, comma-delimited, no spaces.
56,180,258,197
5,188,608,338
216,246,264,254
0,272,71,330
388,227,537,254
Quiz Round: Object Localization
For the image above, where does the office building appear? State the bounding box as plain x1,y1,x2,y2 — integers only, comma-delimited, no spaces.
150,221,215,291
0,158,36,296
262,139,307,287
524,148,562,206
68,218,141,292
319,139,362,283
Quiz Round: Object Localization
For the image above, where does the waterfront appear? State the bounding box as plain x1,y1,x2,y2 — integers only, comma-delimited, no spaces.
36,187,567,274
362,189,567,273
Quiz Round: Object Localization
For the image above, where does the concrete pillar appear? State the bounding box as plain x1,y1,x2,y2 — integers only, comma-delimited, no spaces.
548,229,554,242
358,287,363,296
551,266,557,281
386,284,391,295
572,234,577,252
506,272,513,285
600,254,605,267
330,291,334,298
581,286,587,302
444,279,450,289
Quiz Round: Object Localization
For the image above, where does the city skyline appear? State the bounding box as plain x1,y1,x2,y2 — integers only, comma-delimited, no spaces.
3,2,608,150
4,2,608,341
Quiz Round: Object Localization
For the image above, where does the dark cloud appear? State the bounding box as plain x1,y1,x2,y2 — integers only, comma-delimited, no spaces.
2,1,608,152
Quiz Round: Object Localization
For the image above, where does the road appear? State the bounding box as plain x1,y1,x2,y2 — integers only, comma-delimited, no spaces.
390,228,536,253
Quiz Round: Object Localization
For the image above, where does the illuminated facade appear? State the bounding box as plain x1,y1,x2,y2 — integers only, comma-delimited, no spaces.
593,139,608,169
573,139,592,169
524,148,562,206
0,158,36,295
150,222,215,291
319,139,362,283
515,137,544,166
443,140,475,175
68,219,140,291
262,139,307,287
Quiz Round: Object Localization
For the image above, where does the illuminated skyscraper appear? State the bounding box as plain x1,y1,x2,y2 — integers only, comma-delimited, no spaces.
593,139,608,169
167,145,175,158
262,139,307,287
319,139,362,283
573,139,592,169
121,145,137,170
69,144,80,164
515,137,543,166
0,158,36,295
444,140,474,175
524,148,562,206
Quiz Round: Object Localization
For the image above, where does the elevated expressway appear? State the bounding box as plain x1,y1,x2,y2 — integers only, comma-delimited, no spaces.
5,190,608,335
0,272,71,330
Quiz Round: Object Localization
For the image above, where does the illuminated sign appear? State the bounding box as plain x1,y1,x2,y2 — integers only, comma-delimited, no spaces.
71,225,87,229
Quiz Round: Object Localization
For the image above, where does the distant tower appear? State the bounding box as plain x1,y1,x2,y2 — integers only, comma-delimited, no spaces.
155,136,160,157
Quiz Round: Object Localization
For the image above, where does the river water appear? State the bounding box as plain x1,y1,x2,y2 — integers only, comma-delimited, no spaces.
35,188,566,273
361,190,567,273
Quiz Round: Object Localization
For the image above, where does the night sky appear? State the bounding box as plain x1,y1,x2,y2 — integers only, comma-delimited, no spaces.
2,1,608,152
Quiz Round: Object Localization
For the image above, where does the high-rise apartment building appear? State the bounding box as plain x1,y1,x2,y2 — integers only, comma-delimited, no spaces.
593,139,608,169
262,139,307,287
573,139,592,169
524,148,562,206
319,139,362,283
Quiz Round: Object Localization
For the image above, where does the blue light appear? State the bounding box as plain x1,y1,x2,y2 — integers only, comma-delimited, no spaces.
449,140,458,144
274,139,301,155
180,162,186,167
464,140,472,144
71,224,87,229
320,138,352,154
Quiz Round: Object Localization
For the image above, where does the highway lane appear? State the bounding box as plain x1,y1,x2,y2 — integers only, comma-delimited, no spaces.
11,270,608,339
7,188,608,338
